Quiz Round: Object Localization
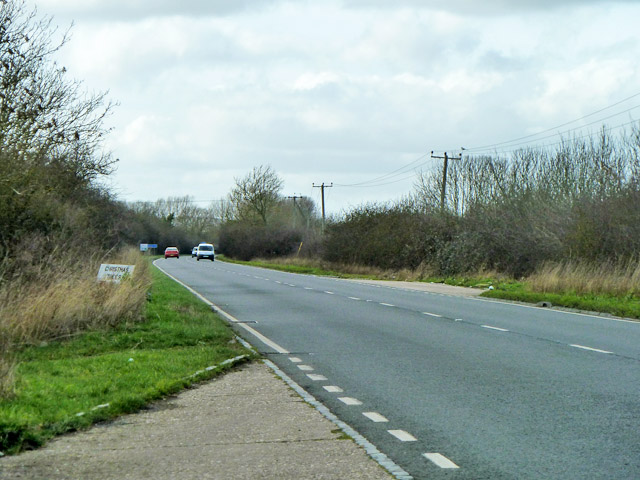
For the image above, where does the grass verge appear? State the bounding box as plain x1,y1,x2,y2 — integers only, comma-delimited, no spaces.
0,263,255,455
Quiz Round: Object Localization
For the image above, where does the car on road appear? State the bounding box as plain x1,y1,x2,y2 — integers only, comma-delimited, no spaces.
191,247,198,257
196,243,215,261
164,247,179,259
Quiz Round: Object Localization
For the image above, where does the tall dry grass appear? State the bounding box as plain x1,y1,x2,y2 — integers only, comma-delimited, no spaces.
0,248,151,398
527,259,640,296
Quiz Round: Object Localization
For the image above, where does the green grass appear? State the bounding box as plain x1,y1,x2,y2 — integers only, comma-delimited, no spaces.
0,264,255,455
481,283,640,319
218,255,370,279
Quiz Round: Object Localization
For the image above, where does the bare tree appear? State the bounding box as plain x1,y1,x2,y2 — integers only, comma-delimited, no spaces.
229,165,284,224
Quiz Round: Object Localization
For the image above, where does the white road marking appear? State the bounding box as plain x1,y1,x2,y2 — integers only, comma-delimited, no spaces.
323,386,343,393
275,281,282,284
289,357,302,363
570,344,613,354
307,374,328,381
423,312,442,317
482,325,509,332
297,365,314,371
423,453,460,469
388,430,417,442
348,297,361,300
338,397,363,406
304,287,313,290
363,412,388,422
380,303,395,307
324,291,335,295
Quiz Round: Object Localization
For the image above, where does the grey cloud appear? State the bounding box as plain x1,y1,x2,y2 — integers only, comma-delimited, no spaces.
341,0,636,15
38,0,281,21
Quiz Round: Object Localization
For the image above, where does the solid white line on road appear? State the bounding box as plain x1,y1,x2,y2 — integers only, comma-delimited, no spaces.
323,386,343,393
307,374,328,381
422,312,442,317
338,397,363,406
380,303,395,307
570,344,613,354
289,357,302,363
324,291,335,295
388,430,417,442
348,297,361,300
423,453,460,469
363,412,388,423
482,325,509,332
297,365,314,371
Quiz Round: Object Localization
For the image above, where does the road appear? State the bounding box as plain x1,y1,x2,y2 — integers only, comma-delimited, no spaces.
156,257,640,479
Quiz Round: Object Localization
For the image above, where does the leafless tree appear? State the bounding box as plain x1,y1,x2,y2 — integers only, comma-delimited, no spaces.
228,165,284,224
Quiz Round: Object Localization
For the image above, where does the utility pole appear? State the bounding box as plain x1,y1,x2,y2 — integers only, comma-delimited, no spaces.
430,151,461,211
312,182,333,226
287,194,304,228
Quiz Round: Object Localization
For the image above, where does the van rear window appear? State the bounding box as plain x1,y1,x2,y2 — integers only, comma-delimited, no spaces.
199,246,213,251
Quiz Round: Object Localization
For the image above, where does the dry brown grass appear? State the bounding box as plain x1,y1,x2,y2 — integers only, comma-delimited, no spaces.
528,259,640,296
0,248,151,398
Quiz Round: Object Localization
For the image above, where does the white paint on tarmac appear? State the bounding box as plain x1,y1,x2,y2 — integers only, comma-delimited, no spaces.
570,344,613,354
339,397,363,406
297,365,314,371
388,430,417,442
289,357,302,363
324,386,344,393
363,412,389,423
380,303,395,307
482,325,509,332
423,453,460,469
422,312,442,317
307,374,328,381
348,297,361,300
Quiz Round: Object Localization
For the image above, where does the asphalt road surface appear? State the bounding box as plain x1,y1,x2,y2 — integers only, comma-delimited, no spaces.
156,257,640,480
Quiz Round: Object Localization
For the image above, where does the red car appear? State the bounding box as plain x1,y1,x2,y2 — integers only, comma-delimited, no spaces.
164,247,179,259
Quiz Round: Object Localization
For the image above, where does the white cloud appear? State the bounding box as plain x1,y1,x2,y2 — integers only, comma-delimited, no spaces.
26,0,640,213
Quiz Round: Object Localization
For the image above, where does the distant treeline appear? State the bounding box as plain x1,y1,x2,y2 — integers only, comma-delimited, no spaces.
323,126,640,277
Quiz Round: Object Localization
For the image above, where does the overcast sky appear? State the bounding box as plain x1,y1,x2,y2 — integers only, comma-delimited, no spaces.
31,0,640,215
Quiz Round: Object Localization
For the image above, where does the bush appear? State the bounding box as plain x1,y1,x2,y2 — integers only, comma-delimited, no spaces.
218,222,303,260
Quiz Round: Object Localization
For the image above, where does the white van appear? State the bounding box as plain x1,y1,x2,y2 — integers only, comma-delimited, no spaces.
196,243,215,261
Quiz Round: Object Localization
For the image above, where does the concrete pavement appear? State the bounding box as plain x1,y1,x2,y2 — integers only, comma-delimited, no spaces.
0,362,393,480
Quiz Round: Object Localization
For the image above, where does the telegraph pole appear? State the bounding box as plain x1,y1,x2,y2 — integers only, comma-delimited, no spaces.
312,182,333,225
287,194,304,228
430,151,461,211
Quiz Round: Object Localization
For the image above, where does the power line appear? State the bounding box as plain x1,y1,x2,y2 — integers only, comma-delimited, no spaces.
464,90,640,153
334,152,430,187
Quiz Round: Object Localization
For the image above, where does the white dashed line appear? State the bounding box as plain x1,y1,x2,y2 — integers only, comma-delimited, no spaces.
482,325,509,332
423,312,442,317
423,453,460,469
307,374,328,381
289,357,302,363
348,297,361,300
275,281,282,284
570,344,613,354
304,287,313,290
324,291,335,295
380,303,395,307
338,397,363,406
388,430,417,442
297,365,314,371
363,412,388,423
323,386,343,393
